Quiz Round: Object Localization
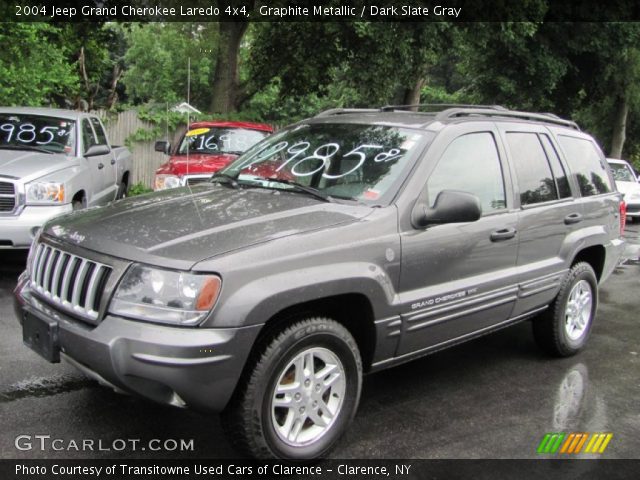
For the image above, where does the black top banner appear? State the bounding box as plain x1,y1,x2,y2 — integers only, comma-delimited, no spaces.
3,0,640,22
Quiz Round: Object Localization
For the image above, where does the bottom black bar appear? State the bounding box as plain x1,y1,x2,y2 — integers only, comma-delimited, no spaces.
2,459,638,480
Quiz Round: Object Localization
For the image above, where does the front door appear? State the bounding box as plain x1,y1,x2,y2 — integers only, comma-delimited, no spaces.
397,127,519,356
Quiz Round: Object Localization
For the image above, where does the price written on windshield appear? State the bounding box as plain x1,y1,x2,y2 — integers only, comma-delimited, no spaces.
234,141,405,180
0,123,67,145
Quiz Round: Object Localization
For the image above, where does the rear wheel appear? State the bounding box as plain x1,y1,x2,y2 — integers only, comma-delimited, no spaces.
221,317,362,459
532,262,598,356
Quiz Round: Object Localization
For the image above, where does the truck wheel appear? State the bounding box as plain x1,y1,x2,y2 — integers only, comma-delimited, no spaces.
116,181,128,200
532,262,598,357
221,317,362,459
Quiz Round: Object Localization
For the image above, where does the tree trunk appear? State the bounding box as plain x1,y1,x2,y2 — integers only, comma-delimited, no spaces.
403,77,427,110
107,64,123,110
210,21,249,113
610,94,629,159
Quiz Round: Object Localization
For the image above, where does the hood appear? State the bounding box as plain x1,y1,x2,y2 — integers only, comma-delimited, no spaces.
615,179,640,196
158,153,238,176
0,149,76,182
43,184,370,269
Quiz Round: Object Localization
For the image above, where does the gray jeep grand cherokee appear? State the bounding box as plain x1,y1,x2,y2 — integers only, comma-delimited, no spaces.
14,105,625,459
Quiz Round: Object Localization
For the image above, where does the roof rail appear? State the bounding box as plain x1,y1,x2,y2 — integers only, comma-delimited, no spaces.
315,108,379,117
379,103,508,112
435,107,580,130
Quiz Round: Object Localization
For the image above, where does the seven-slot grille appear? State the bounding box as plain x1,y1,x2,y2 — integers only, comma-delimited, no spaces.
30,243,112,323
0,181,16,212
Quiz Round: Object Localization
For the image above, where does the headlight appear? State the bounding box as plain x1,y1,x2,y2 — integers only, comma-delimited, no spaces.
109,264,222,326
154,174,182,190
26,182,65,204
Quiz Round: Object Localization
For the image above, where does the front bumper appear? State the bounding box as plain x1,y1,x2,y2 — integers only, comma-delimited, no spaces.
0,204,72,248
625,200,640,217
14,277,261,412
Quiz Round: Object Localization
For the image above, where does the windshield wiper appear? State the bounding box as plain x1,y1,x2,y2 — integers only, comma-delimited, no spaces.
257,178,335,203
0,145,54,154
210,172,239,188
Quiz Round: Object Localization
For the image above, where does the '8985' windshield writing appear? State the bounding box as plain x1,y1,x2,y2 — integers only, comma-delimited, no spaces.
222,124,428,202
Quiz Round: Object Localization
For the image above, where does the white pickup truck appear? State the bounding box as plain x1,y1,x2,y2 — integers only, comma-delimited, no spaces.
0,107,132,248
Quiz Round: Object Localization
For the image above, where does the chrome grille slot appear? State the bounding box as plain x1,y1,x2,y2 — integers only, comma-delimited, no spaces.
0,181,16,212
185,176,211,186
30,243,112,323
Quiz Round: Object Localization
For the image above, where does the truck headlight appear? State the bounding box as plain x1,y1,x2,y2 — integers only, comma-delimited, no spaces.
26,182,65,204
154,174,181,190
109,264,221,326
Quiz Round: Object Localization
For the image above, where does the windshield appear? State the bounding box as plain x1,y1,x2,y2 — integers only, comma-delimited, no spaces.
177,127,269,155
0,114,76,154
219,123,430,204
609,162,636,182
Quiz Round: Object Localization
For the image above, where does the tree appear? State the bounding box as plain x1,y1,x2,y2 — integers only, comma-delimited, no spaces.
0,23,78,106
121,23,215,109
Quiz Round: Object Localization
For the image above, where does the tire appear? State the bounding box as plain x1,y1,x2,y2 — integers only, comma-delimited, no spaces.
72,198,85,211
532,262,598,357
116,181,128,200
221,317,362,460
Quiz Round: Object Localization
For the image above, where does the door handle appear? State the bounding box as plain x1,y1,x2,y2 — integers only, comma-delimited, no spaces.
110,158,116,165
490,227,517,242
564,213,583,225
98,163,104,170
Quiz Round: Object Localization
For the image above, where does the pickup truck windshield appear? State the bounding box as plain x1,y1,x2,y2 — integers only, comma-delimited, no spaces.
0,114,76,154
177,127,269,155
609,162,636,182
220,123,431,204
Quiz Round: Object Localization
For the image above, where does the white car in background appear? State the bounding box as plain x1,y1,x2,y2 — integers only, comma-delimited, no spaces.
607,158,640,221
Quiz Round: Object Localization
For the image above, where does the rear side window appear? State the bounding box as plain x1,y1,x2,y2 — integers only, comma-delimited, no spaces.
558,135,613,196
506,132,558,205
90,117,108,146
427,132,506,214
539,134,572,198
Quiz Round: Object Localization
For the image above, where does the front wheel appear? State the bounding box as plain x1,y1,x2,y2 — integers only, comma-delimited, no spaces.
221,317,362,459
532,262,598,356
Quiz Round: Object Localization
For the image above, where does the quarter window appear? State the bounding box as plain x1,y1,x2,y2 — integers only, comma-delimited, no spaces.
558,135,613,196
506,132,558,205
427,132,506,214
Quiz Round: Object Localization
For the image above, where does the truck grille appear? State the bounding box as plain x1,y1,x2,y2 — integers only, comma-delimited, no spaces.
0,181,16,212
30,243,112,323
185,176,211,186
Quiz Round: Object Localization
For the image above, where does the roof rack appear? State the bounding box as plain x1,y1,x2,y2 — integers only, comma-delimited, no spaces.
379,103,508,112
314,104,580,130
435,107,580,130
314,108,379,117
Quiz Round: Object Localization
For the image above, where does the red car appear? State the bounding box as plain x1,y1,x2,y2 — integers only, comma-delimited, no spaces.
154,121,274,190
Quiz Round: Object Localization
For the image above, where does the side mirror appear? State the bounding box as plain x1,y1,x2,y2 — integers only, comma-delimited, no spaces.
155,141,170,154
84,144,110,157
412,190,482,228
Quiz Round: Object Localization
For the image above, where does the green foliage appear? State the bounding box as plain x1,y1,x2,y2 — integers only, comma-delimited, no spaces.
0,23,78,106
121,23,215,110
128,182,154,196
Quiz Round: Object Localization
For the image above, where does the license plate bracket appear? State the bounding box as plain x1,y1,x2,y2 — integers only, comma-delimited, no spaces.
22,312,60,363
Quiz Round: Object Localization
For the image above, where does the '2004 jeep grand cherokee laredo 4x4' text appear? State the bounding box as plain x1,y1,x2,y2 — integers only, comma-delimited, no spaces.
14,105,625,459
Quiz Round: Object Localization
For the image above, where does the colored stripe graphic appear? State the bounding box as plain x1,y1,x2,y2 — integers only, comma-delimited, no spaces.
538,433,613,454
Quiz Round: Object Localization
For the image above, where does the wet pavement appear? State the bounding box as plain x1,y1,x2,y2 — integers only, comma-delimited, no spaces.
0,223,638,460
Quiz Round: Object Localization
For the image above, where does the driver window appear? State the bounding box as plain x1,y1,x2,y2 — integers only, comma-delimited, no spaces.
427,132,506,214
82,119,97,153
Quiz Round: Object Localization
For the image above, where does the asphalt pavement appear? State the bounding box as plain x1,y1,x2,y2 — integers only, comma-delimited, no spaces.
0,223,639,460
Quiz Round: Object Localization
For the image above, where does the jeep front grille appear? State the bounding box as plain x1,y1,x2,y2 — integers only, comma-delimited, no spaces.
0,181,16,212
30,243,112,322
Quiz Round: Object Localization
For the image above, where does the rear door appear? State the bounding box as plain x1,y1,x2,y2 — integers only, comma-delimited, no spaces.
497,124,582,316
397,124,519,356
